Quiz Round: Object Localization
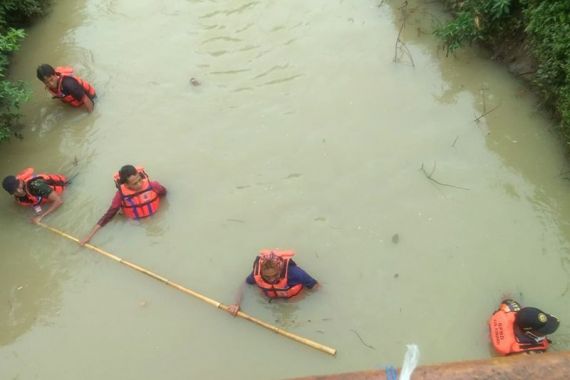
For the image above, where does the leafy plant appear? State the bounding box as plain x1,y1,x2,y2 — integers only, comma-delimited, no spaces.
0,0,49,142
435,0,570,144
434,0,516,55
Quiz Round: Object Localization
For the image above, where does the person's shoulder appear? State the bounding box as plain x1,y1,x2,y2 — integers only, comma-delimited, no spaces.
28,178,52,195
287,264,317,287
287,264,311,280
61,76,80,86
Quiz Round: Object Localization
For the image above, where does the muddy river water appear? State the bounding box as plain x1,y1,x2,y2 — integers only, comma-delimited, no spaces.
0,0,569,379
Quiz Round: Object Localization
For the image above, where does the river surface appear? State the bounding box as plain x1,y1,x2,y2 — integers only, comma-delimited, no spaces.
1,0,569,379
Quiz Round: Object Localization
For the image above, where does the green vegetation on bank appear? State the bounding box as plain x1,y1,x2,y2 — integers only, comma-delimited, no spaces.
0,0,49,141
435,0,570,142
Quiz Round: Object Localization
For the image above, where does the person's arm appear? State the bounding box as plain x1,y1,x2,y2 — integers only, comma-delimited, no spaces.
150,181,167,196
227,273,254,317
31,191,63,224
79,192,121,245
82,95,94,113
79,224,102,246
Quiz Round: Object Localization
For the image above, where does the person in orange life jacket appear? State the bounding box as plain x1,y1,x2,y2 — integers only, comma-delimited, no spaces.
79,165,166,245
36,64,96,113
2,169,66,224
489,299,560,355
226,250,318,317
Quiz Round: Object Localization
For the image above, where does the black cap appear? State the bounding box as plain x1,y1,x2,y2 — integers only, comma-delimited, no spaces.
2,175,18,194
516,307,560,335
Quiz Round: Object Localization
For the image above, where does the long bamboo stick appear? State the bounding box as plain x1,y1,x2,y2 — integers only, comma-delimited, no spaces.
37,222,336,356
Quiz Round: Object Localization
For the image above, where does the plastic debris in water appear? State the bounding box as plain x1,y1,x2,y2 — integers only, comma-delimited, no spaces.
400,344,420,380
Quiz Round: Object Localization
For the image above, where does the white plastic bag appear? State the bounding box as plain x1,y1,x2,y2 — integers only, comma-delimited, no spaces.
399,344,420,380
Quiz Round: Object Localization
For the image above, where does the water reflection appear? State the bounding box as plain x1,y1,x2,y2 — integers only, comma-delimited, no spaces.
141,199,170,238
0,233,63,346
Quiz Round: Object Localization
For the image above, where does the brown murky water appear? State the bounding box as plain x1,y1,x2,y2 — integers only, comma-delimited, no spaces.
1,0,569,379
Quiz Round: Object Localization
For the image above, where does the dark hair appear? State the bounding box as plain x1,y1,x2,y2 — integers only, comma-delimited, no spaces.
36,64,56,81
118,165,137,184
2,175,19,194
261,256,284,273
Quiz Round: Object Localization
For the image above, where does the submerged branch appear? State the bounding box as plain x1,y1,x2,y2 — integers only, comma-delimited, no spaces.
393,1,415,67
451,136,459,147
474,104,500,123
350,329,375,350
420,162,470,191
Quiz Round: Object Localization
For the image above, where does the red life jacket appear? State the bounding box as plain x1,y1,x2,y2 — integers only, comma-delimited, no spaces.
46,66,96,108
14,167,67,207
489,301,549,355
252,249,304,299
113,167,160,220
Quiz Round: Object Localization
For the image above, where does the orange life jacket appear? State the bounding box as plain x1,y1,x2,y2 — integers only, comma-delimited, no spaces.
252,249,304,299
46,66,96,108
489,302,550,355
113,167,160,220
14,167,67,207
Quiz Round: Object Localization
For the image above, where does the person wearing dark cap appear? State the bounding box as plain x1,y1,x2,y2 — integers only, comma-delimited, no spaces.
2,167,67,224
79,165,166,245
489,299,560,355
226,249,318,317
515,306,560,345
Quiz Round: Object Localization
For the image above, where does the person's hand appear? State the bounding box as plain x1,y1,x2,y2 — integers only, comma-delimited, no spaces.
31,215,43,224
226,304,240,317
79,237,90,246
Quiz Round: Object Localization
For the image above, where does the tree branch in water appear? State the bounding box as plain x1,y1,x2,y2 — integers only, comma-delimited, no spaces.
474,104,500,123
393,1,415,67
421,162,470,191
350,329,375,350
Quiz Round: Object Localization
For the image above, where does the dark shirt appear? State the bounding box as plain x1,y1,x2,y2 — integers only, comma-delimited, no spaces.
61,76,93,102
26,178,53,197
246,260,318,289
97,181,167,226
15,178,53,205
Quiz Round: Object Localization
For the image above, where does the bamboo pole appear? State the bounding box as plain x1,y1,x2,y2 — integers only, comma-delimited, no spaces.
37,222,336,356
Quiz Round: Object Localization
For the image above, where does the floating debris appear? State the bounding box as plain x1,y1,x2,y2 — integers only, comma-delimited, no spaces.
392,233,400,244
350,329,375,350
190,77,201,86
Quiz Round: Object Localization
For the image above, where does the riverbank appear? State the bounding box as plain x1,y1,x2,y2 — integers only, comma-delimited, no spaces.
435,0,570,148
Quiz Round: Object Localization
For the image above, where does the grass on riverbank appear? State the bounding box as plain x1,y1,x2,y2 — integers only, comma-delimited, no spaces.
434,0,570,146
